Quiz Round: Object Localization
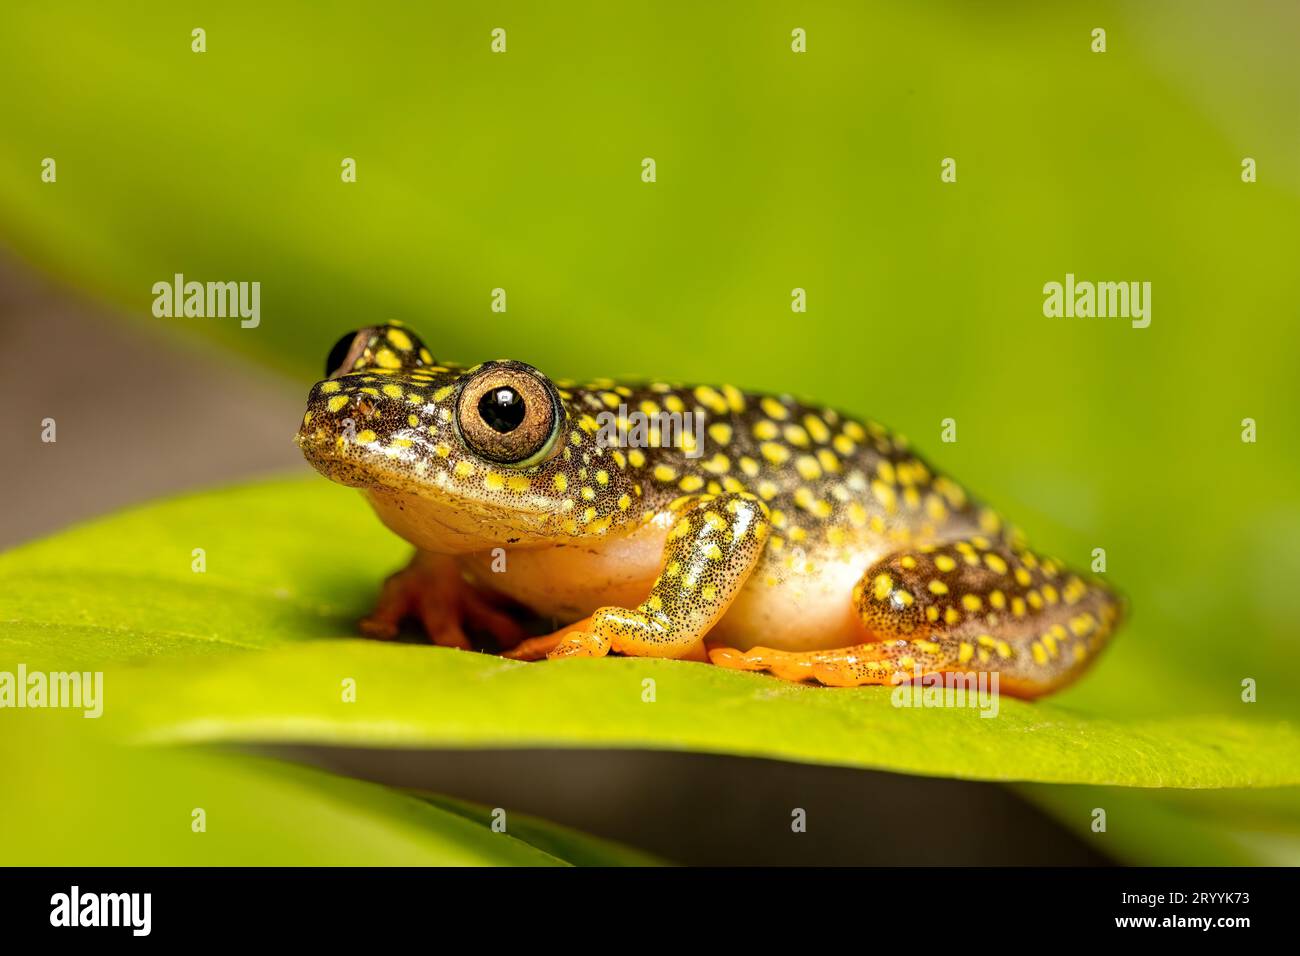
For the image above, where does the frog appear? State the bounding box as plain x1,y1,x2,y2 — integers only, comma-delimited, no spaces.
296,323,1122,698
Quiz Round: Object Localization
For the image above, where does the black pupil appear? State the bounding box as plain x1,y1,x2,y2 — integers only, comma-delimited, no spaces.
325,331,357,377
479,387,526,433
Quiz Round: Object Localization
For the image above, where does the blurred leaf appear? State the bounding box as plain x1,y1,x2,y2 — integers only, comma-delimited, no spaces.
416,793,663,867
0,715,647,866
1,478,1297,789
1022,784,1300,867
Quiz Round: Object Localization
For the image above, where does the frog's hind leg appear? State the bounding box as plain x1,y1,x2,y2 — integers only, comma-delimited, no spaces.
710,537,1122,699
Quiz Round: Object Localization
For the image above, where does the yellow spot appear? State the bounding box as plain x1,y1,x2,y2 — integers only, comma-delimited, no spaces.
873,574,893,600
760,397,788,420
704,542,724,561
553,474,568,493
485,473,506,491
703,453,731,474
962,594,982,612
934,554,957,573
804,415,831,444
1031,642,1048,666
654,464,677,482
419,348,433,364
995,640,1012,659
596,469,609,485
753,420,779,441
984,553,1008,574
928,579,949,595
989,590,1006,610
375,348,401,369
581,486,596,501
679,475,705,492
795,455,822,481
629,449,646,468
843,421,867,442
618,493,632,511
958,642,974,664
739,456,760,477
387,328,413,351
832,435,856,456
900,555,917,569
944,607,961,625
507,475,531,492
783,424,810,448
454,460,475,478
722,384,746,412
847,503,867,527
760,442,790,465
701,584,717,601
871,480,897,513
320,381,341,394
708,422,733,445
757,480,779,500
327,395,349,413
432,385,455,403
382,384,403,398
1014,567,1032,587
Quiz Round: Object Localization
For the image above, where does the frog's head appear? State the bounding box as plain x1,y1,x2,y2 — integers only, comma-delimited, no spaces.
296,323,640,553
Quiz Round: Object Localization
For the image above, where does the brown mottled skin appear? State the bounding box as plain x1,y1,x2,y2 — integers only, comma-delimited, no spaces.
296,323,1122,697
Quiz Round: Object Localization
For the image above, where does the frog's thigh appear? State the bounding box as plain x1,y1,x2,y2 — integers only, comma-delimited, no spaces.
550,493,771,660
710,537,1122,698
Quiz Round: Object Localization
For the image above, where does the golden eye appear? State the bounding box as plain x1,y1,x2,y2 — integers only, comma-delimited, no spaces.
455,361,562,467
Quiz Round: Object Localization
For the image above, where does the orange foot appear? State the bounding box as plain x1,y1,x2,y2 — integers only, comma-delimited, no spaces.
502,619,710,663
360,552,527,651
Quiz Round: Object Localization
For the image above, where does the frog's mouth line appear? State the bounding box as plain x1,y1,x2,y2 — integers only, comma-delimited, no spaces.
295,429,567,526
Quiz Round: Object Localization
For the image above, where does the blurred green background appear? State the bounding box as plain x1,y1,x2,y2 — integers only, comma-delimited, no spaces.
1,1,1297,864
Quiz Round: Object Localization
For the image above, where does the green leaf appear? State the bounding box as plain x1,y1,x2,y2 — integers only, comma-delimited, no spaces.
0,715,649,866
2,478,1297,790
1021,784,1300,867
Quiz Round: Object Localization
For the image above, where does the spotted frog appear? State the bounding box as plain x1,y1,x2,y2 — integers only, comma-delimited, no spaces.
296,324,1121,697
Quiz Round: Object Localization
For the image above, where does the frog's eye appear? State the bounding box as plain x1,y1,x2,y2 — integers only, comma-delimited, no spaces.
325,330,364,378
455,361,562,468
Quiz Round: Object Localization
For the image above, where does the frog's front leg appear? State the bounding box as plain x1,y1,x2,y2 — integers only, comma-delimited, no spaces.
361,550,527,650
549,493,771,660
